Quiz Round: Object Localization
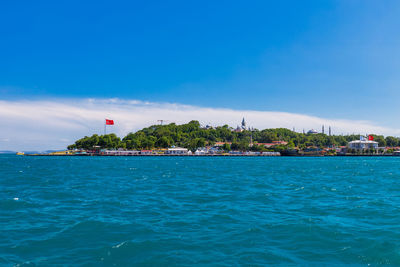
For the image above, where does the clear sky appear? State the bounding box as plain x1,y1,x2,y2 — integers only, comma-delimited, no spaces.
1,0,400,150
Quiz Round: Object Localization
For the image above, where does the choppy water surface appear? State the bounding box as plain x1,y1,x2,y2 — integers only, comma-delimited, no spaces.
1,155,400,266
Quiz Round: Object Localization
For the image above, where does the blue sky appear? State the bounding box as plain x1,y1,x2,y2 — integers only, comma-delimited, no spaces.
1,1,400,150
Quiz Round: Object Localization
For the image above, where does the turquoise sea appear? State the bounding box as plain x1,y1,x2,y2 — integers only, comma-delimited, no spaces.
1,155,400,266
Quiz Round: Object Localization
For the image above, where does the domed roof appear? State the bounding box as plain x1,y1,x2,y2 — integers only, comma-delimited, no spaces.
307,129,318,134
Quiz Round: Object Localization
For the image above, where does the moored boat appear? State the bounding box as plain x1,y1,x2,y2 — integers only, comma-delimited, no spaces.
281,149,299,156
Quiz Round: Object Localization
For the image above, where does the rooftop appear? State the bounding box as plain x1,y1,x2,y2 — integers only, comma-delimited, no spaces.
348,140,378,144
168,147,188,150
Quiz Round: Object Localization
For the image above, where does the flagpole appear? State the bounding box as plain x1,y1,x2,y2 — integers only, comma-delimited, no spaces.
104,120,106,135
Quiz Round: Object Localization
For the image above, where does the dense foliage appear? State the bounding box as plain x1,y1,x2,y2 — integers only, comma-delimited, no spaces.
67,120,400,151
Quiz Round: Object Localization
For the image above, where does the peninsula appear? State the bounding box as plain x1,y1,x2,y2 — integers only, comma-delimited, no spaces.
26,120,400,157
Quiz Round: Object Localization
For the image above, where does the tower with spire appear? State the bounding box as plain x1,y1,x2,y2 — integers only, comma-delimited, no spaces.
241,117,246,130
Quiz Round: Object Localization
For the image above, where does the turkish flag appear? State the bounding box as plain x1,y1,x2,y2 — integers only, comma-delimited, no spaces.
368,135,374,141
105,119,114,125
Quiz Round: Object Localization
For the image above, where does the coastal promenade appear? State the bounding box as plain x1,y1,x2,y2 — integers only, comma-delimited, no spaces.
24,153,400,157
26,153,281,157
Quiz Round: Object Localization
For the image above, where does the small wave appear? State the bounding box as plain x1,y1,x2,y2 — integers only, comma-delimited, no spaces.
112,241,128,249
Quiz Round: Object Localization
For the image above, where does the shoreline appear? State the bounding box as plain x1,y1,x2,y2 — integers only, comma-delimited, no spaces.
24,154,399,157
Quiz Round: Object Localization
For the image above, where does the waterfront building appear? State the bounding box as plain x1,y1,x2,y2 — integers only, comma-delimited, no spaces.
166,147,189,155
348,140,378,151
244,151,260,155
195,148,207,155
140,150,153,155
208,146,221,154
102,150,140,155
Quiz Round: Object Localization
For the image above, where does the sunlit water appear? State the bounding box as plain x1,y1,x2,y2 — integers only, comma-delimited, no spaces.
1,154,400,266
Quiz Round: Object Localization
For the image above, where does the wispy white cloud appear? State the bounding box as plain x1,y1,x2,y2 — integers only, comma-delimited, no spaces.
0,98,399,151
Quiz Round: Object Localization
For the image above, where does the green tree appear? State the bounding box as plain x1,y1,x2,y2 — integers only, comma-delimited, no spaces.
222,143,231,151
156,136,170,148
385,136,399,147
68,122,400,153
371,135,386,147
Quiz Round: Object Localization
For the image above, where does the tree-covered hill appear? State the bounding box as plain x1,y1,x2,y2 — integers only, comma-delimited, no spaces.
67,120,399,151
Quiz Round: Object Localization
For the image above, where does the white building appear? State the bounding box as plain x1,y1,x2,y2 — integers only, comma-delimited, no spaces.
348,140,378,150
195,148,207,155
166,147,189,155
102,150,140,155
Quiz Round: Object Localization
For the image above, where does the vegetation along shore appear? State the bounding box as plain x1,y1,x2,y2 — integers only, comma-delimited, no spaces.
23,120,400,157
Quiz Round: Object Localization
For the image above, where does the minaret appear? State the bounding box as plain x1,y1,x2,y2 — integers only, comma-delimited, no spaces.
322,125,325,134
329,126,331,136
241,118,246,130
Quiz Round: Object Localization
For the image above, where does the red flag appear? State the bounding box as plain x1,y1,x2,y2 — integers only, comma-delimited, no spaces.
368,135,374,141
105,119,114,125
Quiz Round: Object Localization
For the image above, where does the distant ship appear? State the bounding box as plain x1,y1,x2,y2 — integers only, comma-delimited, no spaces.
16,152,24,155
